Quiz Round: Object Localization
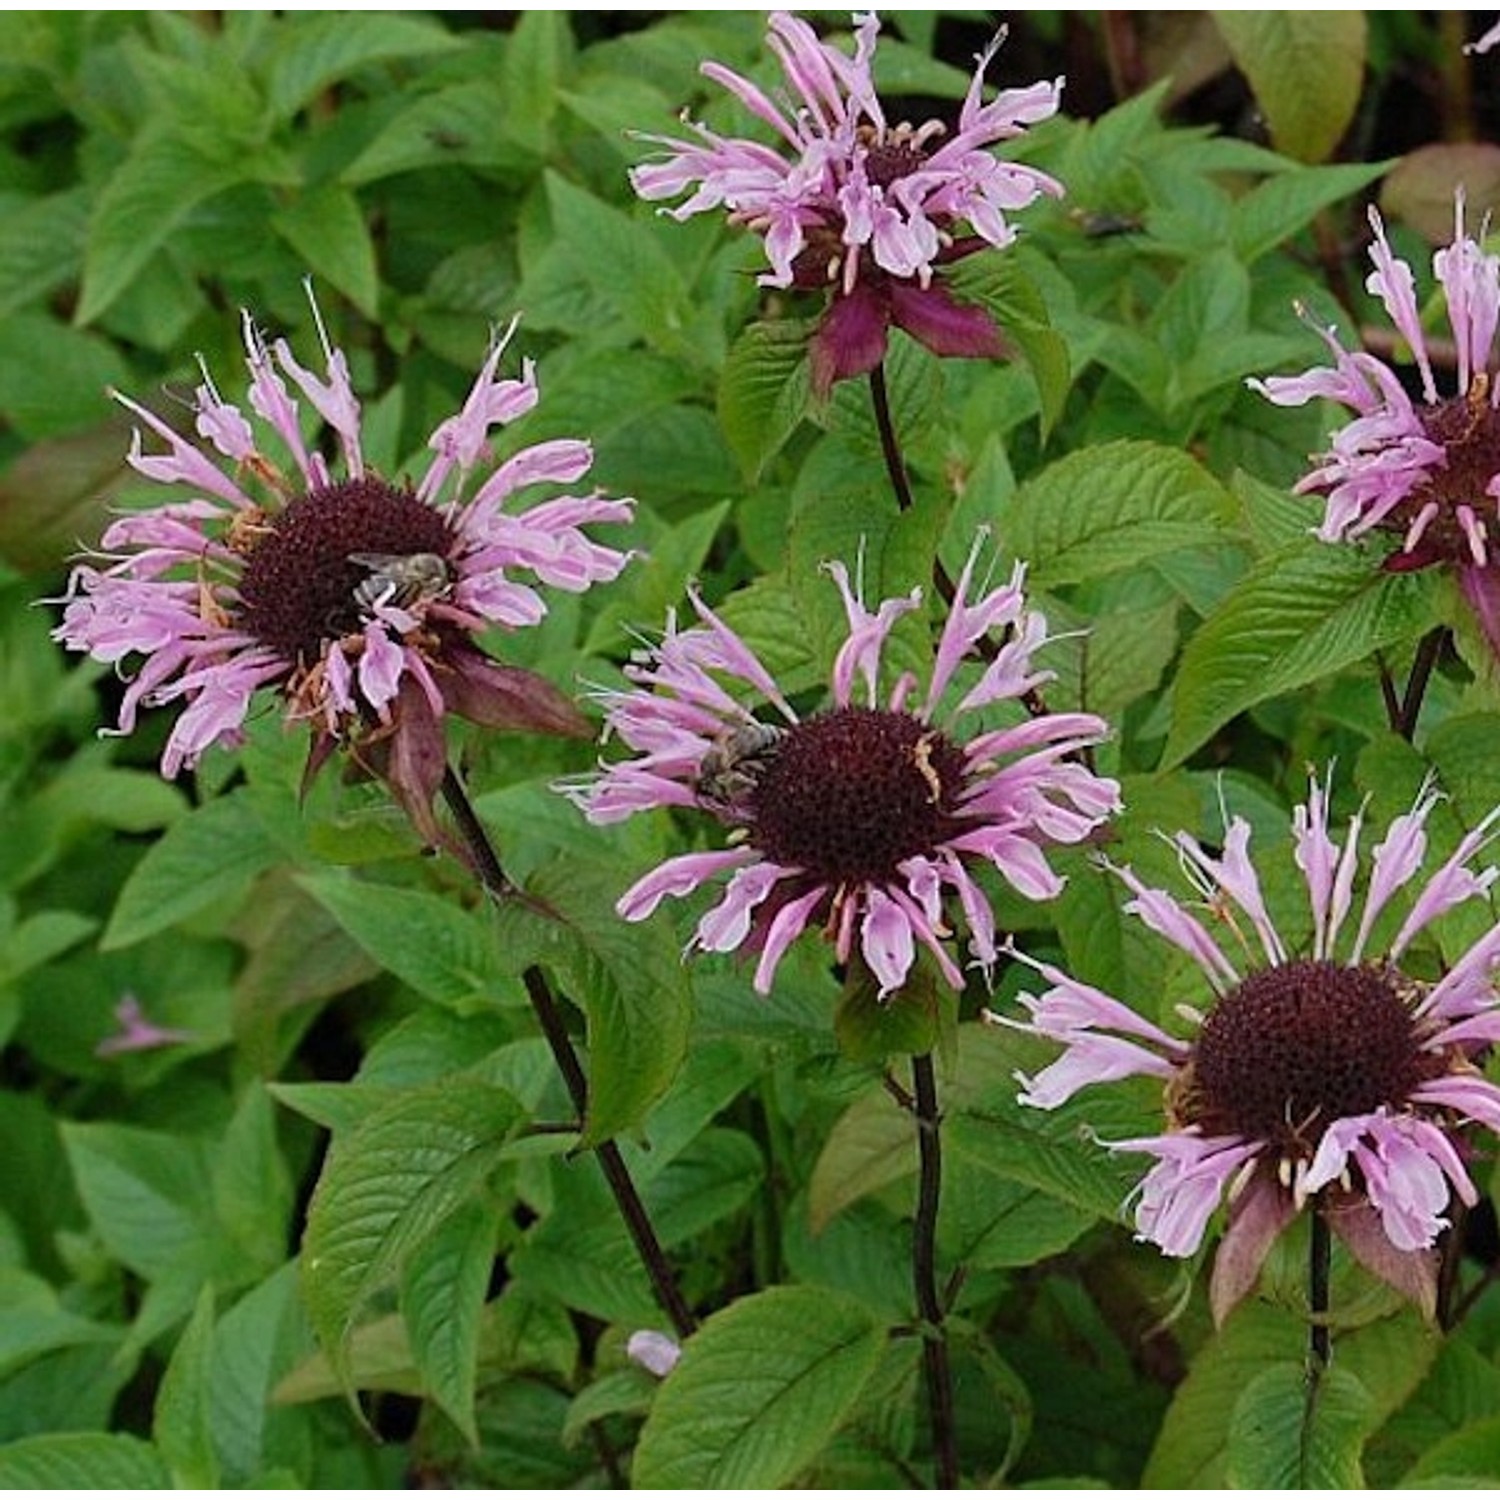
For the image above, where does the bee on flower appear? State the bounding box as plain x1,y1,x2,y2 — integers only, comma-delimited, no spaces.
565,533,1119,999
56,289,635,845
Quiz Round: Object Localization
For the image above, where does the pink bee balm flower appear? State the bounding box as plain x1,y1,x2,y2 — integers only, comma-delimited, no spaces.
1251,195,1500,654
95,994,194,1057
631,11,1063,394
1009,770,1500,1323
565,534,1119,999
56,291,635,845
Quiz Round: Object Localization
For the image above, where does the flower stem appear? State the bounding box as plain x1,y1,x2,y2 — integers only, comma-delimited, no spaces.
1306,1207,1331,1381
911,1051,958,1488
439,766,698,1340
869,361,915,513
1397,627,1446,740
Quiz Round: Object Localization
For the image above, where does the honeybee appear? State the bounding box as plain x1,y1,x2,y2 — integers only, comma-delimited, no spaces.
695,720,784,817
350,552,454,616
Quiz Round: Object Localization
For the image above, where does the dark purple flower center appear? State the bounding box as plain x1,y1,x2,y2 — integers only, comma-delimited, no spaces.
236,478,456,665
747,705,967,885
1188,959,1422,1154
1383,383,1500,564
862,138,927,190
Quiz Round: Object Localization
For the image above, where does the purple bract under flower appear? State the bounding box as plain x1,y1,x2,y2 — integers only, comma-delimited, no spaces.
56,292,634,843
566,535,1119,999
1009,771,1500,1322
631,10,1063,393
1252,195,1500,654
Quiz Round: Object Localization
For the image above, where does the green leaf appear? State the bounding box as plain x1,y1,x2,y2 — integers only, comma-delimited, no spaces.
0,1266,117,1379
264,12,460,119
399,1200,498,1446
204,1265,307,1486
1231,161,1391,263
1145,1300,1436,1486
1005,440,1237,588
944,254,1071,439
60,1121,242,1286
77,133,243,325
717,319,814,482
1401,1413,1500,1486
525,859,693,1144
1214,12,1368,163
0,1433,171,1489
341,80,525,185
500,11,573,155
833,959,942,1063
152,1286,219,1488
0,909,96,986
633,1285,887,1489
271,186,378,318
102,791,282,950
298,870,523,1010
300,1081,520,1391
0,315,130,440
1227,1363,1370,1487
0,188,89,319
562,1368,655,1448
544,173,696,362
1161,541,1436,768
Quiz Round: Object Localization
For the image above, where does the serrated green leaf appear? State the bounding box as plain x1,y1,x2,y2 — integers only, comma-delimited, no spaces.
1006,440,1237,588
264,12,460,119
633,1285,887,1488
1214,12,1367,164
152,1285,219,1489
0,1432,171,1489
1235,469,1319,557
944,254,1071,439
77,133,243,325
271,186,378,318
0,188,88,320
717,318,814,481
399,1199,498,1446
1145,1299,1436,1486
300,1081,520,1391
60,1122,223,1284
102,791,281,950
526,859,692,1143
500,11,573,155
205,1265,305,1486
1162,541,1437,768
1227,1363,1371,1488
544,173,696,362
342,80,525,185
1231,161,1391,263
298,869,524,1010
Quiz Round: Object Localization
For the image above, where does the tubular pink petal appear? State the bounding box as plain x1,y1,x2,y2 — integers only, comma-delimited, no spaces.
753,885,829,995
1015,1034,1174,1109
617,849,755,923
696,861,791,954
860,886,915,997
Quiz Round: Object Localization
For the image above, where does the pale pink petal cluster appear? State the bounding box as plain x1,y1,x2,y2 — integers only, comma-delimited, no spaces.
56,295,634,781
567,533,1119,998
1252,194,1500,647
1010,770,1500,1316
632,11,1063,293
